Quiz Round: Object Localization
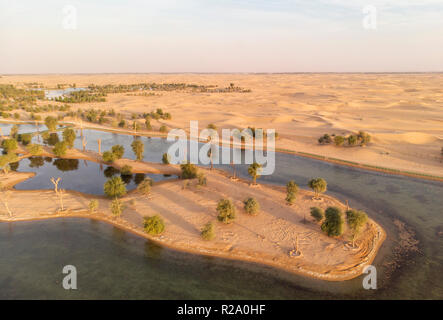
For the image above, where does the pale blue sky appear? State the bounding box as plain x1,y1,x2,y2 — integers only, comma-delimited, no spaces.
1,0,443,73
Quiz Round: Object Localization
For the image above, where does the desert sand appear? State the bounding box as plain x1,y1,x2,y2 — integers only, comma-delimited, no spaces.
0,143,385,281
1,73,442,177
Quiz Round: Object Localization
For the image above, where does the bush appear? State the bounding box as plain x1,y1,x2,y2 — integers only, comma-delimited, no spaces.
162,153,170,164
207,123,217,130
286,180,298,194
334,135,345,146
62,128,76,148
310,207,324,222
180,162,198,179
44,116,58,131
131,140,144,160
20,133,32,146
111,145,124,159
201,222,215,240
197,173,207,186
118,119,126,128
243,198,259,215
88,200,99,213
321,207,344,237
216,199,236,224
357,131,371,146
121,165,132,175
143,215,165,235
145,118,152,130
110,198,124,218
318,134,332,144
53,141,68,157
27,144,43,156
102,151,116,163
0,153,18,174
104,176,127,198
159,125,168,133
347,135,358,146
137,179,151,195
1,139,18,153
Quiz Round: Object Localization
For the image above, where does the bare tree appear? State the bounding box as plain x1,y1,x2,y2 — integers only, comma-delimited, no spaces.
82,136,87,151
50,177,65,212
0,190,13,217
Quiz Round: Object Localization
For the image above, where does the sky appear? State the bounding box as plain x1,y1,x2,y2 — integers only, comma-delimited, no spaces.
1,0,443,73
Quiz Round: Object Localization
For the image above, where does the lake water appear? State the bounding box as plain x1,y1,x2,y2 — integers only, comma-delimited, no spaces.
1,123,442,299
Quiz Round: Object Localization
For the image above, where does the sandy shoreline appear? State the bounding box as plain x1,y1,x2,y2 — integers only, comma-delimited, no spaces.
0,145,386,282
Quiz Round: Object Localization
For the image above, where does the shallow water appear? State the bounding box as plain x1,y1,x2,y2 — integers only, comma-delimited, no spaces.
1,123,442,299
13,157,174,195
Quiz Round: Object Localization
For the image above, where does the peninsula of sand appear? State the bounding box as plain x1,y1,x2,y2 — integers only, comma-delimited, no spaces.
0,140,385,281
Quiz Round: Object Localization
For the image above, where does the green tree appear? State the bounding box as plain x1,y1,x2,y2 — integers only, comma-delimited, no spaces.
104,176,127,198
27,144,43,156
180,162,198,179
121,165,132,175
243,198,260,215
162,153,170,164
310,207,324,222
143,215,165,235
248,162,262,185
347,134,358,146
102,151,116,163
137,179,151,195
131,139,144,161
201,222,215,240
308,178,327,199
88,200,99,213
53,141,67,157
216,199,236,224
0,153,18,174
321,207,344,237
334,135,345,146
62,127,76,148
1,139,18,153
111,145,124,159
357,131,371,146
44,116,58,131
286,180,299,204
110,198,124,218
19,133,32,145
145,118,152,130
346,209,368,247
10,125,19,139
159,125,168,133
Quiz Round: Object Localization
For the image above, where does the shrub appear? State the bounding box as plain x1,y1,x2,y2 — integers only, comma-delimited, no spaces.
20,133,32,146
162,153,170,164
52,141,67,157
286,192,296,204
321,207,344,237
1,139,18,153
180,162,198,179
111,145,124,159
201,222,215,240
137,179,151,195
104,176,127,198
121,165,132,175
88,200,99,213
143,215,165,235
357,131,371,146
10,125,18,139
216,199,236,224
145,118,152,130
334,135,345,146
159,125,168,133
44,116,58,131
118,119,126,128
347,135,358,146
243,198,259,215
286,180,298,194
14,112,20,119
308,178,327,199
248,162,262,184
318,134,332,144
131,140,144,161
197,173,207,186
310,207,324,222
0,153,18,174
27,144,43,156
110,198,124,218
102,151,116,163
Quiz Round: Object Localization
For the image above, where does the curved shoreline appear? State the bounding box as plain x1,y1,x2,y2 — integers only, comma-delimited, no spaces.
0,148,386,282
1,119,442,182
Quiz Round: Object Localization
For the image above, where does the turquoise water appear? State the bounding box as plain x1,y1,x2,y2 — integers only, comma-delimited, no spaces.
1,123,442,299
